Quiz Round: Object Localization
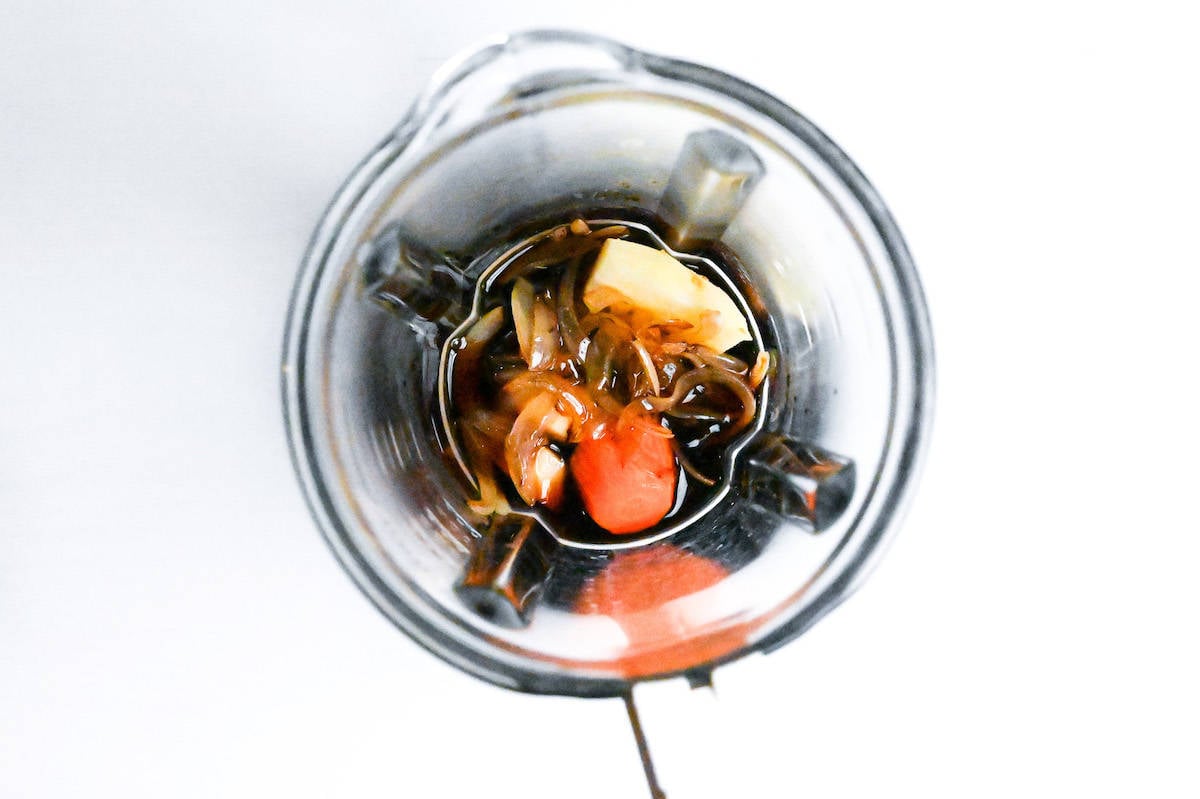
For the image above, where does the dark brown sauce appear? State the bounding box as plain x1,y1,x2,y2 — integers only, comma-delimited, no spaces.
444,218,764,546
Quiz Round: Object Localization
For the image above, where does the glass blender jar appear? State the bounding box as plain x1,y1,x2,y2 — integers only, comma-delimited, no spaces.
282,27,933,791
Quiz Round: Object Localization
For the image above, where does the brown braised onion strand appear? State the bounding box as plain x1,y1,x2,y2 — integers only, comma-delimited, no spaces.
557,256,585,357
644,366,757,438
504,371,597,433
498,234,607,284
465,408,515,444
630,339,662,396
529,295,559,370
510,278,535,362
642,368,712,412
587,224,629,239
665,405,730,423
463,306,505,347
581,329,625,415
504,392,558,505
579,310,636,343
672,439,718,487
748,350,771,390
690,345,749,375
461,424,510,516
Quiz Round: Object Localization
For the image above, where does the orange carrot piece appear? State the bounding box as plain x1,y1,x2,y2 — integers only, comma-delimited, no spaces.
571,420,676,534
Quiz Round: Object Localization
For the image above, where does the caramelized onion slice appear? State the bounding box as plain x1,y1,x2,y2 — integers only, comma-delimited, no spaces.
463,306,505,347
644,366,757,438
579,310,636,343
461,424,511,516
630,339,662,396
504,372,598,435
529,296,559,370
749,350,771,390
504,392,558,507
618,403,674,439
688,344,749,375
587,224,628,239
672,439,717,487
530,447,567,509
499,234,608,283
557,257,585,358
511,279,535,362
465,408,514,445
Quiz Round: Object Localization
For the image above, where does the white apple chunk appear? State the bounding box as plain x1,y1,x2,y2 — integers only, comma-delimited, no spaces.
581,238,750,353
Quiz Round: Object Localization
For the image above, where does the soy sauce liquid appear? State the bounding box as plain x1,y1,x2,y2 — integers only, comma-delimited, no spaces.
445,217,765,548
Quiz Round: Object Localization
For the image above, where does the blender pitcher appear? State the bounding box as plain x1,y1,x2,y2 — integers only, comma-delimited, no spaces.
282,28,933,794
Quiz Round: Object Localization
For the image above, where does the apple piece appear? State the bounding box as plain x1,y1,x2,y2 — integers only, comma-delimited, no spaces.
581,238,750,353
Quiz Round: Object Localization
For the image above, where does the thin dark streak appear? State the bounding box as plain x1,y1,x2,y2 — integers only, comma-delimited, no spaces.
623,692,667,799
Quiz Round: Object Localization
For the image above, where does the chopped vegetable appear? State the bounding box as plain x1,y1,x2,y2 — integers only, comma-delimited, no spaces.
530,447,567,509
505,392,569,509
528,295,559,370
446,222,765,536
582,238,751,353
511,278,535,362
571,419,677,534
748,350,771,390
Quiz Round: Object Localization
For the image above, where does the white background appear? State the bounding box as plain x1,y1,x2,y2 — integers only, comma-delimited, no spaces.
3,1,1198,797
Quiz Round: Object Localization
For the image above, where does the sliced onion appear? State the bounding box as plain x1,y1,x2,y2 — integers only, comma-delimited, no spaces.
499,234,607,283
542,409,572,442
636,322,693,352
665,405,729,423
579,310,636,345
689,344,749,375
489,357,528,385
529,296,559,370
531,447,566,509
463,306,505,347
749,350,771,390
643,320,694,335
618,404,674,439
700,370,757,438
451,306,507,428
582,329,625,415
645,366,757,437
465,408,513,444
461,424,511,516
643,369,706,412
587,224,628,239
672,439,717,487
504,392,558,506
583,334,612,388
557,257,585,357
631,339,662,396
504,372,597,430
467,470,506,516
453,307,512,512
511,278,535,363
